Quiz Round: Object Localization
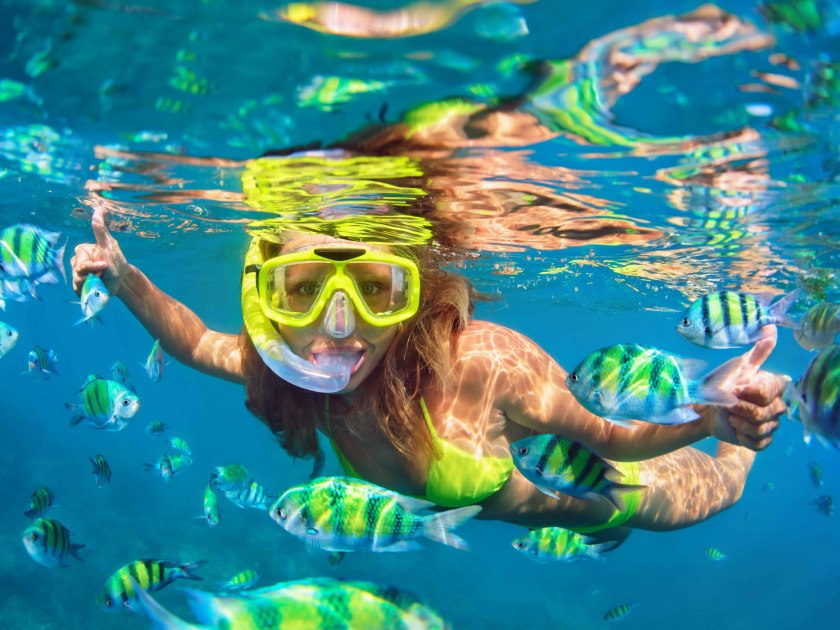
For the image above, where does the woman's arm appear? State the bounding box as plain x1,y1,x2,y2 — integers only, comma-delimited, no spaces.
71,207,243,384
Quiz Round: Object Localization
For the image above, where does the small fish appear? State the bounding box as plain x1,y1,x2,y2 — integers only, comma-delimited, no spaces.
704,547,727,561
23,486,55,519
96,559,206,612
143,338,167,383
144,453,191,482
808,461,824,488
788,345,840,450
566,344,738,425
677,289,798,348
270,476,482,553
202,484,220,527
26,345,58,380
22,518,84,568
66,375,141,431
74,274,109,325
90,454,112,488
0,223,66,285
510,434,645,510
762,481,776,492
145,420,168,438
511,527,608,563
209,464,252,494
169,436,192,457
794,302,840,350
110,360,135,392
811,495,834,517
603,603,638,622
169,453,193,476
225,480,276,511
0,321,18,357
219,569,260,591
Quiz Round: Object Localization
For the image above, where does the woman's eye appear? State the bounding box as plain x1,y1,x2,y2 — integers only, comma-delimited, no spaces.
360,282,380,296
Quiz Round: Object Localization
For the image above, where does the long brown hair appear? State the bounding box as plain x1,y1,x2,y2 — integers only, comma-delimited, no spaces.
239,237,474,463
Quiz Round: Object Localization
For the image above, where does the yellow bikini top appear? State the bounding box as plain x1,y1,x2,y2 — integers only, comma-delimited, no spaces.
325,397,513,508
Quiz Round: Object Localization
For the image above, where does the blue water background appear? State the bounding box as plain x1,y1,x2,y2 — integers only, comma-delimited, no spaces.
1,0,839,627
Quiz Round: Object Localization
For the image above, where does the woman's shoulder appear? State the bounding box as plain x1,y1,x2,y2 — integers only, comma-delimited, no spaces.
455,320,544,358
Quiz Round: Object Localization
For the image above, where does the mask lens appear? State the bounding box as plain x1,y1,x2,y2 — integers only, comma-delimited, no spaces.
266,262,332,314
346,261,409,315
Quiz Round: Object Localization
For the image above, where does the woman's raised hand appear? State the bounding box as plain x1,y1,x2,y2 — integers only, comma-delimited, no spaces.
70,207,131,297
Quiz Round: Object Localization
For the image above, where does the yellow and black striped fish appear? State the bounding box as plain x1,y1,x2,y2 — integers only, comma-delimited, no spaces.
603,602,638,622
90,454,112,488
22,517,84,568
96,559,206,612
23,485,55,519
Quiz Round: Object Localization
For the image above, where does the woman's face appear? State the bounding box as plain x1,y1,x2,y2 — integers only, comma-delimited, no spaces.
275,235,403,394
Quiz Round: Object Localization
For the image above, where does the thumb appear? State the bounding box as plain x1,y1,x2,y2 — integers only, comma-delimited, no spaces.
743,325,778,369
91,206,114,249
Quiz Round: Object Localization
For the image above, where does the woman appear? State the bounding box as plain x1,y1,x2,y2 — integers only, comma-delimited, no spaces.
71,205,787,537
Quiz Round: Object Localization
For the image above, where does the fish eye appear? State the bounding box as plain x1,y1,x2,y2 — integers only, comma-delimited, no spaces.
122,399,130,406
307,527,318,535
681,318,690,327
518,447,529,456
94,290,101,297
514,541,526,549
276,508,286,520
568,372,578,383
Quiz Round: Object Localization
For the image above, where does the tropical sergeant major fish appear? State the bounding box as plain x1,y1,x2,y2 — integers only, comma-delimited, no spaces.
66,375,140,430
787,345,840,451
74,273,109,325
22,517,84,568
23,485,55,519
219,569,260,591
603,603,638,622
270,476,482,553
209,464,252,494
131,576,450,629
110,360,135,392
169,436,192,457
678,289,798,348
811,495,834,517
566,344,738,425
201,484,220,527
511,527,610,563
143,338,167,383
90,453,112,488
704,547,727,561
96,558,206,613
144,453,192,482
26,345,58,380
0,223,66,292
145,420,168,438
510,434,645,510
794,301,840,351
808,461,824,488
225,480,276,511
0,321,19,357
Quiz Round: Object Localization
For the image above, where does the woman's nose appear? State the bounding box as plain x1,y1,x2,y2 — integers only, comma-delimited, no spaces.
322,290,356,339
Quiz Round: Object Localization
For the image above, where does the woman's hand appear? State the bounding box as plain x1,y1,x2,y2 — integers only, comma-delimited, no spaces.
702,325,790,451
70,207,131,297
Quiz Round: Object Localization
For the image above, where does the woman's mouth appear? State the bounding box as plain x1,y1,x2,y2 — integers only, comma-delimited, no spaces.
311,349,366,375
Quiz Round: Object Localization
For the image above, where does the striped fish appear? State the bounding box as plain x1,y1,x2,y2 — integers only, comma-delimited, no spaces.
511,527,609,563
678,290,799,348
809,461,824,488
795,302,840,351
202,484,220,527
0,321,18,357
170,436,192,456
27,345,58,380
144,338,167,383
811,495,834,517
209,464,252,494
23,485,55,519
219,569,259,591
66,375,140,430
0,223,66,285
145,420,168,438
566,344,738,424
22,517,84,568
110,360,135,393
90,453,112,488
788,345,840,450
603,603,638,622
225,480,276,511
510,434,645,511
96,559,206,612
704,547,727,561
270,476,482,553
74,273,109,325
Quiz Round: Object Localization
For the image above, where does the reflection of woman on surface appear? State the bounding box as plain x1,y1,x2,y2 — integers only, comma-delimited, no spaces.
71,206,788,539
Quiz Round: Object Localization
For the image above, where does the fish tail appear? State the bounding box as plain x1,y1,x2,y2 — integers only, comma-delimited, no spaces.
422,505,482,551
54,240,68,284
23,506,36,519
768,289,800,329
175,560,207,581
70,543,85,562
696,359,741,407
129,577,205,630
65,403,85,427
584,541,612,562
601,483,647,514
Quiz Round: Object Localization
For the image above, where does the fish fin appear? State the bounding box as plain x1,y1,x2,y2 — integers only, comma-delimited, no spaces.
130,577,205,630
70,543,85,562
696,358,740,407
602,417,640,430
327,551,345,566
175,560,207,581
600,483,647,513
647,406,700,425
768,289,801,329
54,240,67,284
381,540,424,552
584,541,612,562
422,505,482,551
393,496,437,513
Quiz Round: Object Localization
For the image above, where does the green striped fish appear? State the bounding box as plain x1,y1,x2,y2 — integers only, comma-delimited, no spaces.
145,420,168,438
270,476,481,553
90,453,112,488
704,547,727,561
678,290,798,348
170,436,192,456
96,559,206,612
27,345,58,380
202,484,220,527
66,375,140,430
22,517,84,568
566,344,738,424
226,480,276,511
0,223,66,284
511,527,609,563
23,485,55,519
0,321,18,357
219,569,259,591
132,576,450,629
795,302,840,351
209,464,252,494
510,434,645,510
603,603,638,622
788,345,840,450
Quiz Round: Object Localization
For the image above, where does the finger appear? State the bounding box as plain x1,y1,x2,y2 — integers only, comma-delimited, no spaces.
729,415,779,438
741,325,778,369
91,206,113,249
734,372,792,407
735,430,773,451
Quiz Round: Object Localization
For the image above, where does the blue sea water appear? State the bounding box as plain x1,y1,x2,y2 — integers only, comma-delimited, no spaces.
1,0,839,628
